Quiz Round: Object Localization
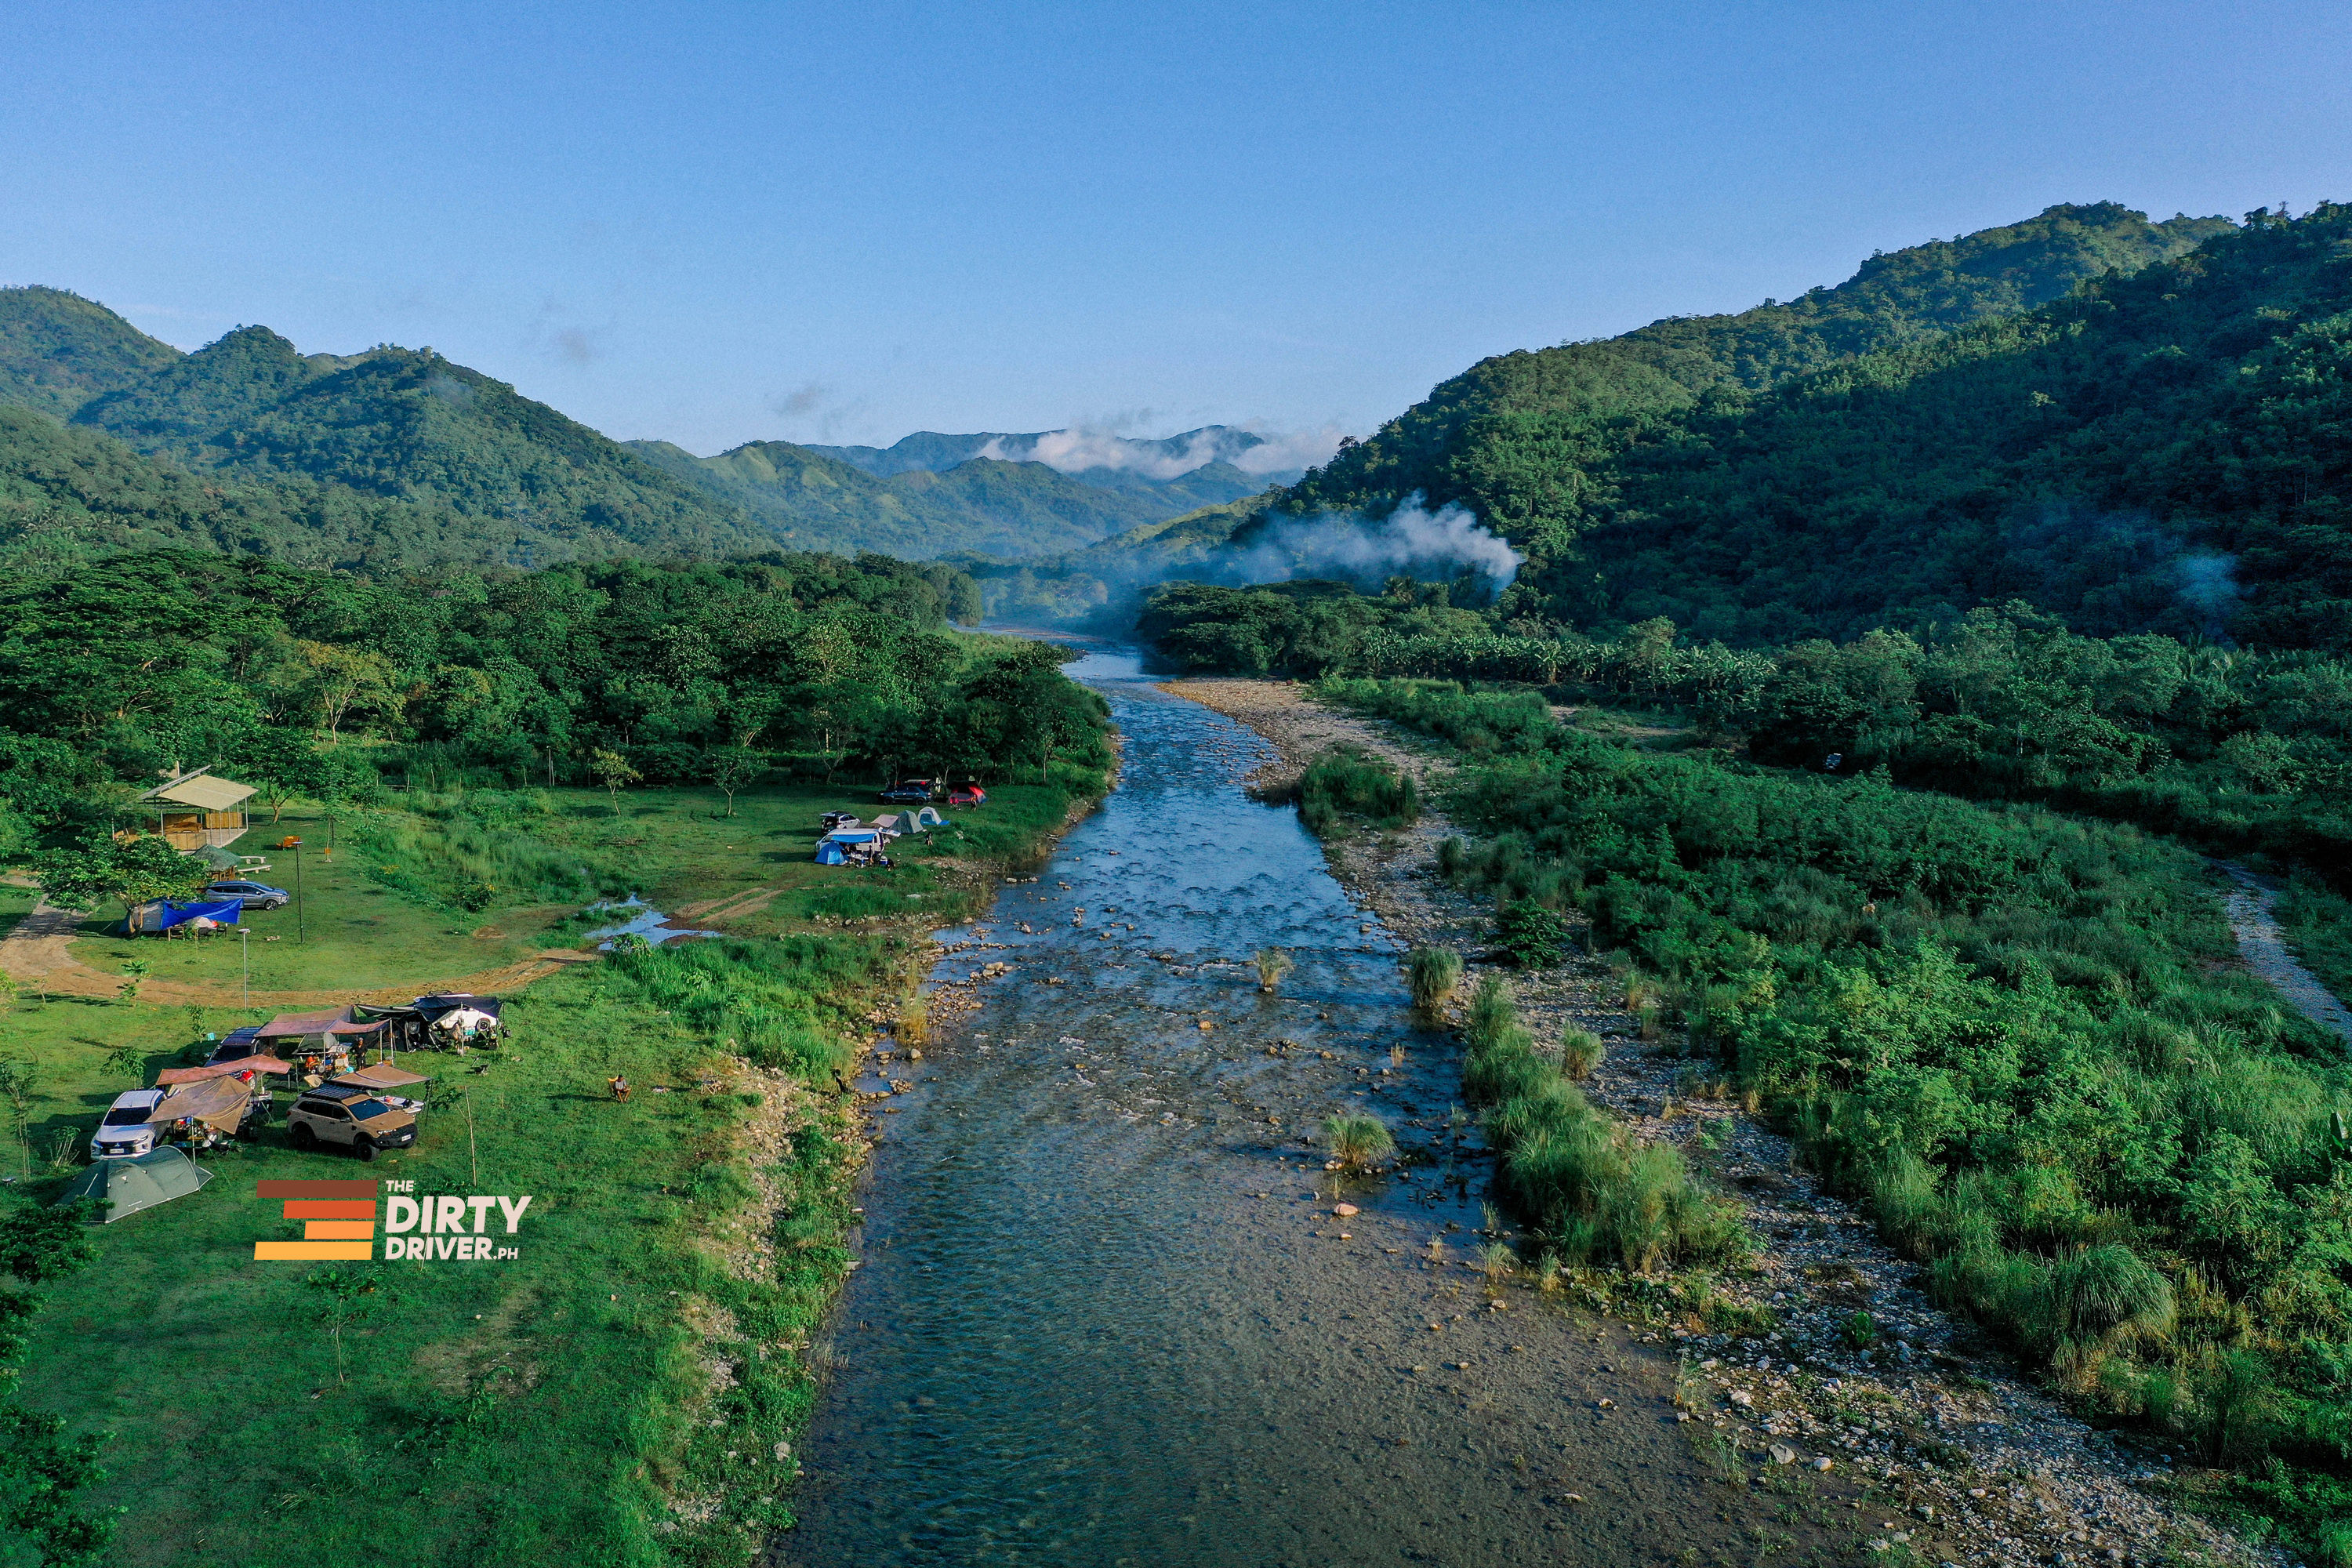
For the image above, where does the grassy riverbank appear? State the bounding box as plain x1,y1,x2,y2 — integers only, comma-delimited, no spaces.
1,760,1111,1563
1312,676,2352,1561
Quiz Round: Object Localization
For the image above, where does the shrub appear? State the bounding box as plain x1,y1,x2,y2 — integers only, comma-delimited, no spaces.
1254,948,1294,993
1296,747,1418,838
1408,948,1464,1011
1436,836,1468,877
1497,899,1569,968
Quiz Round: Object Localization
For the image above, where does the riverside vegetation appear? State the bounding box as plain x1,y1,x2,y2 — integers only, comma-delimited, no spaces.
0,553,1114,1564
1302,675,2352,1561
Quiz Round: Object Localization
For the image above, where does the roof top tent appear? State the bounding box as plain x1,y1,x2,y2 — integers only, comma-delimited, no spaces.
136,767,257,854
55,1146,214,1222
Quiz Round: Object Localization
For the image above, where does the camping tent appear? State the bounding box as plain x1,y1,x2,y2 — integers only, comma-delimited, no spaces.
55,1147,213,1222
128,898,242,935
815,840,846,866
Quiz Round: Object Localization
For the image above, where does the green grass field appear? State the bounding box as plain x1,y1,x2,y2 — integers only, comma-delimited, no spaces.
58,777,1082,999
2,764,1104,1566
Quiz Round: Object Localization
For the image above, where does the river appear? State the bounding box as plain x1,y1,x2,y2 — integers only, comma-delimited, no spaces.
777,652,1791,1567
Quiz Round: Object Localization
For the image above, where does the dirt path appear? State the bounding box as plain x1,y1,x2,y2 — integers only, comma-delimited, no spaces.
2220,864,2352,1044
1166,677,2267,1568
0,895,601,1007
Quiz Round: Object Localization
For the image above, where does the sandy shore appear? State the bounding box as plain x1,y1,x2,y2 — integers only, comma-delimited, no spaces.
1160,677,2269,1568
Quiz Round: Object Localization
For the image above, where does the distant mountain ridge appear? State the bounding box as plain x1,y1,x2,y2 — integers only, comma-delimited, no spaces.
0,289,1268,570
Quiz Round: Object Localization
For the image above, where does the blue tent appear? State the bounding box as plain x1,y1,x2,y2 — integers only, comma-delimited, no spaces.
815,841,846,865
130,898,243,935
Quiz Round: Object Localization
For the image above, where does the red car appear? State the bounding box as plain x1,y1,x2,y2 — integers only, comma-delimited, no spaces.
948,783,987,808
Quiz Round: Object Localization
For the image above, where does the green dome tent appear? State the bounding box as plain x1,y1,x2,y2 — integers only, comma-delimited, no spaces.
54,1146,213,1222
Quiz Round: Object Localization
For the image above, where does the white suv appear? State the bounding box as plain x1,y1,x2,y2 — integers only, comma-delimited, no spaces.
92,1090,165,1159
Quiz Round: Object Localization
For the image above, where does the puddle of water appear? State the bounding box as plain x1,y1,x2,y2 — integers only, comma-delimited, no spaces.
583,896,720,949
779,652,1795,1567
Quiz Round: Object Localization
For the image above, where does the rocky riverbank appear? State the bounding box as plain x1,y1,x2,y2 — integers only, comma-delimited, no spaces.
1161,677,2276,1568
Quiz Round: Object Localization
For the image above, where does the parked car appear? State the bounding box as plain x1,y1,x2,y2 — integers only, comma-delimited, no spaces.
205,1026,266,1066
286,1092,417,1160
203,879,289,910
948,782,988,808
877,779,936,804
92,1090,166,1160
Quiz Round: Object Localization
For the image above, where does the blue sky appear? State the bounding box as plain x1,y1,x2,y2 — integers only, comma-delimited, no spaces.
5,2,2347,459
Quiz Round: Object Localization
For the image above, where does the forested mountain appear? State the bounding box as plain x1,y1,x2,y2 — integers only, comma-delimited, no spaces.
1525,204,2352,648
1283,202,2230,532
626,438,1186,557
70,325,771,560
0,286,183,421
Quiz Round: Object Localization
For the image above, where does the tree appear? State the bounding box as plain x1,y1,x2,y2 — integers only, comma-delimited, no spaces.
702,744,764,818
30,834,209,931
294,640,396,744
588,749,641,815
0,1199,114,1567
303,1268,381,1387
114,961,148,1007
235,727,325,824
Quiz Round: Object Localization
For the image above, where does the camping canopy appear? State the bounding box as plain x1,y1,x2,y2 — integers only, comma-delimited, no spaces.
129,898,243,934
154,1057,292,1086
56,1147,212,1222
333,1062,430,1091
149,1075,258,1134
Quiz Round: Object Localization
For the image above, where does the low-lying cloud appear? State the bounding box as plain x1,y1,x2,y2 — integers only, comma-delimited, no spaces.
1224,495,1523,595
974,423,1352,481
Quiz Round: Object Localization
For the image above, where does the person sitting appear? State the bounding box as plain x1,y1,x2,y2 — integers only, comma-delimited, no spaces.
610,1073,632,1103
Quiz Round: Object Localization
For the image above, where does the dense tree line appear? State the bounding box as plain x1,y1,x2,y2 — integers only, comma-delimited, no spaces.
0,549,1095,860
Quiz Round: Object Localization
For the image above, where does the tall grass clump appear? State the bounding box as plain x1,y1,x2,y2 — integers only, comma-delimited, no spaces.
1408,947,1464,1012
1461,976,1735,1272
1323,1112,1396,1172
1559,1029,1606,1080
1254,947,1294,993
1296,746,1418,838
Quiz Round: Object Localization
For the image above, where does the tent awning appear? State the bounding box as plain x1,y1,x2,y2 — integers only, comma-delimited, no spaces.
149,1076,259,1134
155,1057,293,1085
332,1063,430,1091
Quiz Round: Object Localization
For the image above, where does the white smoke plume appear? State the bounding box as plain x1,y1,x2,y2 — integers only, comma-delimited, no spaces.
2177,549,2240,634
1223,495,1523,595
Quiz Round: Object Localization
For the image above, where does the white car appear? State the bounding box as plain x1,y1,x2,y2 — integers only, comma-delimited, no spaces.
92,1089,166,1160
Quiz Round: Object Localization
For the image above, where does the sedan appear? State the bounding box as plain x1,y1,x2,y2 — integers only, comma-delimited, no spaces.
203,880,290,909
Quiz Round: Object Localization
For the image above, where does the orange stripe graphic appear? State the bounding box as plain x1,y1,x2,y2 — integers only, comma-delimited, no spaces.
253,1240,374,1261
303,1221,377,1240
284,1200,376,1219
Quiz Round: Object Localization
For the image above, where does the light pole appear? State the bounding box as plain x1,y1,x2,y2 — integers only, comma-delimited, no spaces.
240,926,250,1007
292,839,305,942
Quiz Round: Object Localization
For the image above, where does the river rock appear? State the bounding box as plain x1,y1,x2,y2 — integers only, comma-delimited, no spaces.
1333,1203,1359,1217
1768,1443,1797,1465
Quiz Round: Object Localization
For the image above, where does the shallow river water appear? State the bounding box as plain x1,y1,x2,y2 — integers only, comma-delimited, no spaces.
779,652,1780,1567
